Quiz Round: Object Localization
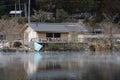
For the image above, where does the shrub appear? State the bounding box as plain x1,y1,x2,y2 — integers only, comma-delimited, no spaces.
13,42,22,48
48,43,62,51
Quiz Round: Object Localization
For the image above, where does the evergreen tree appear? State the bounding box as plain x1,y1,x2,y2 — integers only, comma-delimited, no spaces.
56,9,68,22
0,0,6,17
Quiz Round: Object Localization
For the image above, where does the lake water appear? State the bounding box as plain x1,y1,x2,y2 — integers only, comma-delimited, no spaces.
0,51,120,80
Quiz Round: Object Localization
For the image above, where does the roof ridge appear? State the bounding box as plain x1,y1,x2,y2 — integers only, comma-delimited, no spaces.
30,22,77,25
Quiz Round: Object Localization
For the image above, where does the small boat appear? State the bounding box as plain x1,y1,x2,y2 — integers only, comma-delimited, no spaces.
34,42,43,52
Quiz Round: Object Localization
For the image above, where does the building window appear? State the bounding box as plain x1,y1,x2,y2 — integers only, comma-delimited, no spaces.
46,33,53,38
54,33,61,38
46,33,61,38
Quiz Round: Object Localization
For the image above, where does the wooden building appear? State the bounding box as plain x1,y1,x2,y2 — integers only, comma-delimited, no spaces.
21,23,70,44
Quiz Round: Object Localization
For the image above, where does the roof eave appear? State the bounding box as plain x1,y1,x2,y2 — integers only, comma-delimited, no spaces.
36,31,69,33
19,23,29,34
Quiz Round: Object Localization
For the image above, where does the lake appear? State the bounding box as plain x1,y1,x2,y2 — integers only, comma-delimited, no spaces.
0,51,120,80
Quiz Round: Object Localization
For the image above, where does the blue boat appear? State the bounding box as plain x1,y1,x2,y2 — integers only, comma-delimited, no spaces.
34,42,43,52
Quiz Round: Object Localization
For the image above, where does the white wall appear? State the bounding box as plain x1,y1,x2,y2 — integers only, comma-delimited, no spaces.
68,33,86,43
24,26,37,42
78,34,85,43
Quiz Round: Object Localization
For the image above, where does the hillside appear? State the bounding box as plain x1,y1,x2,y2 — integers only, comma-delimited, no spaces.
0,0,120,17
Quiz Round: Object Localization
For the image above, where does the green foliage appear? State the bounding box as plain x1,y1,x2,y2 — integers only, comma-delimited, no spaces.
47,43,86,51
1,0,120,21
56,9,68,22
65,43,85,51
0,1,5,16
1,15,10,20
87,0,98,10
48,43,62,51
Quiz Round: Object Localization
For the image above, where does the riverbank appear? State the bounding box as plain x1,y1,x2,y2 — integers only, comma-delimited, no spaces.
0,48,30,53
40,43,120,52
1,43,119,53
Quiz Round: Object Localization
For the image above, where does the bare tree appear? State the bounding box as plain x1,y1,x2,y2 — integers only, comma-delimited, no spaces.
0,19,23,41
32,9,48,22
102,13,119,51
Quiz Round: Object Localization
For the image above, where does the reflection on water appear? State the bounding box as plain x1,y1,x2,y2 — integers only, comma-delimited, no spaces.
0,51,120,80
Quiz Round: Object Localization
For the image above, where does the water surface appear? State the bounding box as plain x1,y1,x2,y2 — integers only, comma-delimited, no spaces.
0,51,120,80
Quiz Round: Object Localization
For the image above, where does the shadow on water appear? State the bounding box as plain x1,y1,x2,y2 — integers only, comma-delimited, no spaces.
81,63,120,80
0,51,120,80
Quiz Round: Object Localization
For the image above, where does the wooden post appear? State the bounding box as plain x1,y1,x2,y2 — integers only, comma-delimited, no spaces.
109,22,114,52
24,3,27,18
28,0,31,24
19,0,21,17
15,3,17,18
